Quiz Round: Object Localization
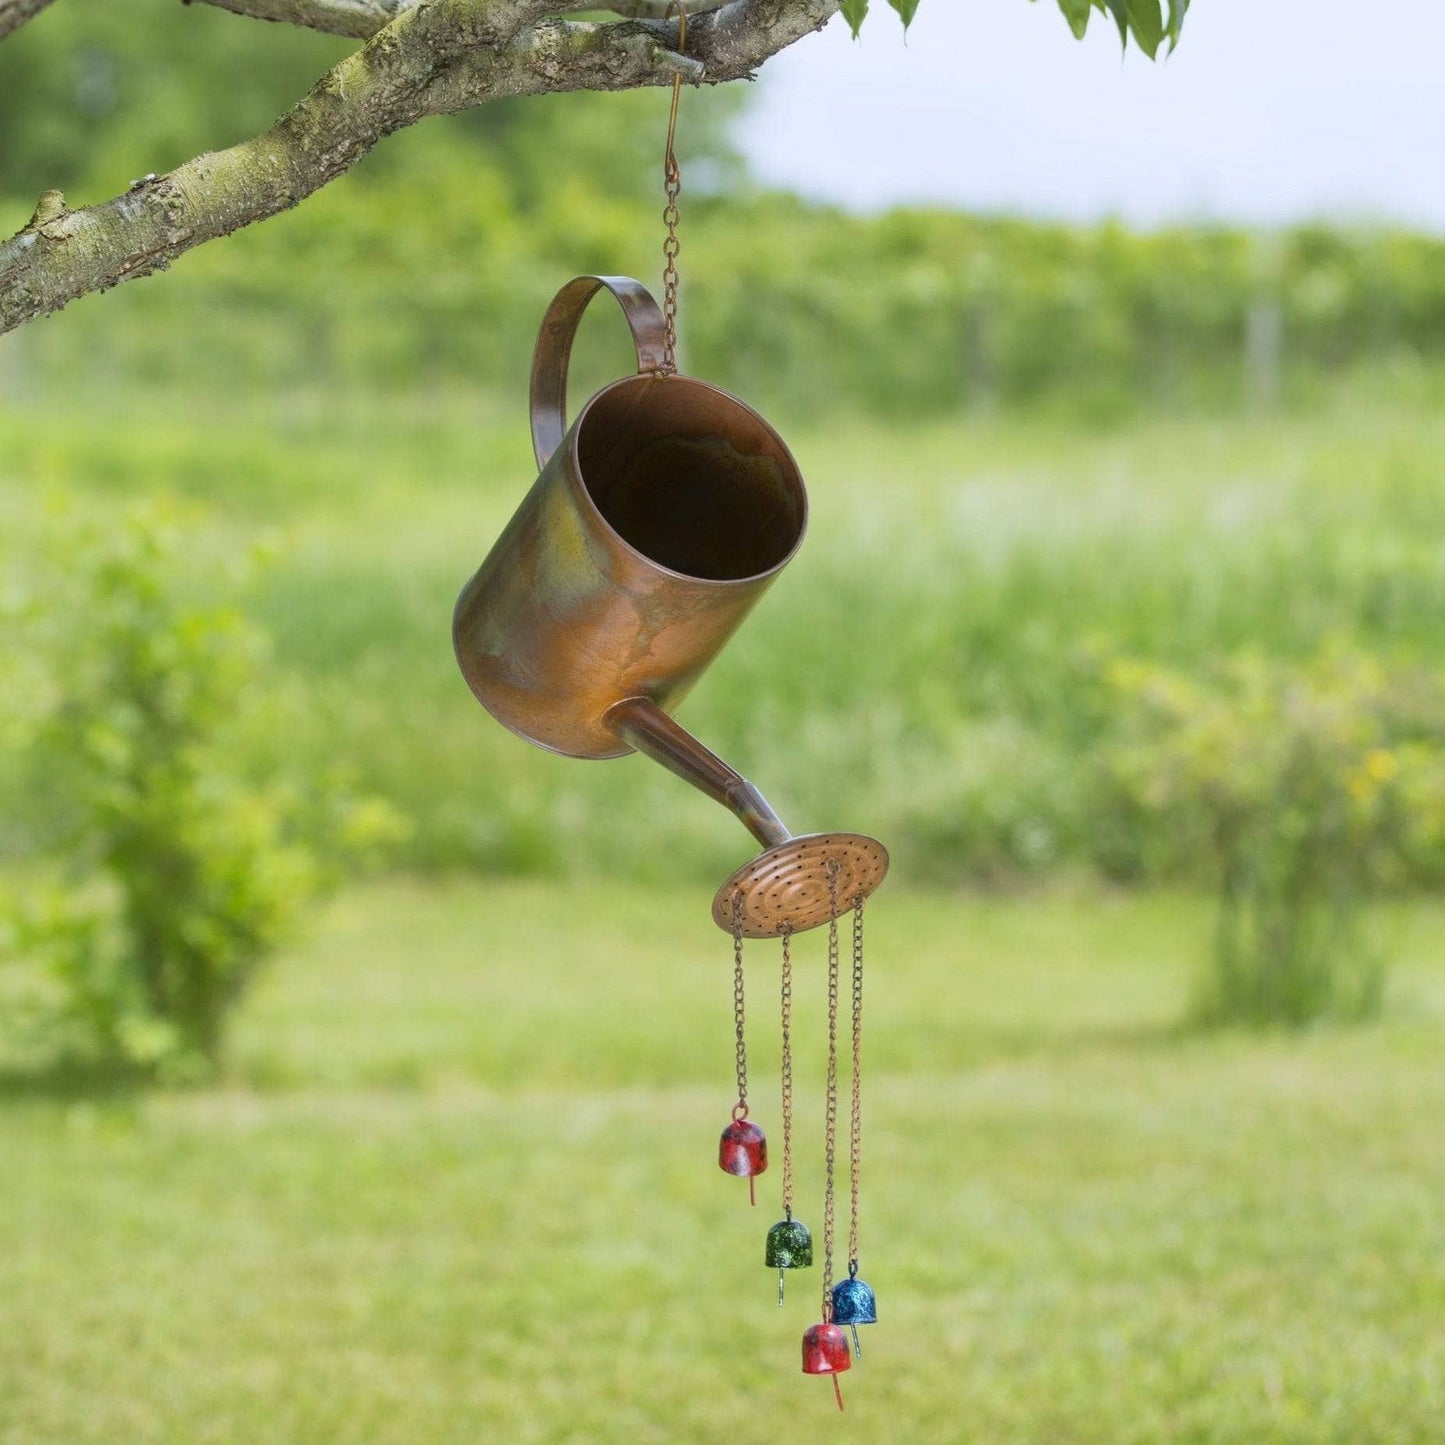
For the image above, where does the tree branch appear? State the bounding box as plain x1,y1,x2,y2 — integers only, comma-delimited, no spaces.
0,0,58,43
428,0,838,111
190,0,705,42
657,0,836,84
1,0,838,334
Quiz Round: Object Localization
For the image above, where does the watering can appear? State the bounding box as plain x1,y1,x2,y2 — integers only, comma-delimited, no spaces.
453,276,887,936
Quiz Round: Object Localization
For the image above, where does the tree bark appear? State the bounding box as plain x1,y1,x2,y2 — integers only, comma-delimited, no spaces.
0,0,57,42
0,0,839,335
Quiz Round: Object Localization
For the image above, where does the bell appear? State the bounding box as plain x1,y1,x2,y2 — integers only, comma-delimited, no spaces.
801,1321,851,1410
718,1118,767,1205
830,1274,877,1356
764,1216,813,1305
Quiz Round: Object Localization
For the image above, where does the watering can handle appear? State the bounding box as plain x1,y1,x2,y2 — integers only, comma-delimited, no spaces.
529,275,670,472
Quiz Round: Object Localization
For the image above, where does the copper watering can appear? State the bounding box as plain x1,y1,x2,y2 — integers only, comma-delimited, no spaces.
453,275,887,935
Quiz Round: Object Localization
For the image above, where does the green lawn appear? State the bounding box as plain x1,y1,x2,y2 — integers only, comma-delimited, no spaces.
4,880,1444,1443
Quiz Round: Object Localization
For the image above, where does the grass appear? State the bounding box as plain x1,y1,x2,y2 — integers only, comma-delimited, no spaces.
3,879,1445,1443
4,371,1444,1432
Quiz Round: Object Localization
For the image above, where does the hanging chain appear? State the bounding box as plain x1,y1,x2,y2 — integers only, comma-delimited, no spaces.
660,159,680,373
659,1,688,374
847,895,865,1272
780,926,795,1217
730,893,749,1120
821,860,842,1318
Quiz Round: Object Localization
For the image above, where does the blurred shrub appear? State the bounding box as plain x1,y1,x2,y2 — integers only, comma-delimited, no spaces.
0,503,408,1078
1093,650,1445,1025
14,172,1445,428
8,91,1445,426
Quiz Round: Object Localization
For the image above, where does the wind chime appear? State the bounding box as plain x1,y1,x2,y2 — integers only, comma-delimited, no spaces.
451,4,885,1407
719,853,881,1410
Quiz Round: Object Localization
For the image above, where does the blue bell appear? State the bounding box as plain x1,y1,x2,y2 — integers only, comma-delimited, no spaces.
830,1268,877,1356
764,1215,813,1305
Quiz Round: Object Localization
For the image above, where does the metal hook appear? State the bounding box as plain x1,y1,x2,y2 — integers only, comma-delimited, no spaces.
664,1,689,183
659,1,689,371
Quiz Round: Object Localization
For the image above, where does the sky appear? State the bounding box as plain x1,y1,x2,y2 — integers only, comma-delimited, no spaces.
735,0,1445,231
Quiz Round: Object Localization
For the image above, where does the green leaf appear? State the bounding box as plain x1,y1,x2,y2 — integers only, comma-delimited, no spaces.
1055,0,1092,39
840,0,869,37
1126,0,1164,58
887,0,921,29
1100,0,1129,47
1167,0,1190,50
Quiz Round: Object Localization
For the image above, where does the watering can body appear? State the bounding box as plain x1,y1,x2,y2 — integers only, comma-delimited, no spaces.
453,275,808,761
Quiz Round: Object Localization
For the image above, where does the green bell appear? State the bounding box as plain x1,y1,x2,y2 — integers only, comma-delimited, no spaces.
764,1215,813,1305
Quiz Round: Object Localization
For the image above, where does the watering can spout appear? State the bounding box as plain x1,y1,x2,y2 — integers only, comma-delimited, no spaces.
606,697,790,852
608,695,889,941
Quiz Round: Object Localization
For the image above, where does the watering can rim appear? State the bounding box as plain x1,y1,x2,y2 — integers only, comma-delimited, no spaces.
554,367,811,592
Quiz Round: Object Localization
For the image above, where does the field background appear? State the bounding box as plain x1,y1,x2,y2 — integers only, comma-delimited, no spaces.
4,5,1445,1441
6,384,1445,887
4,884,1445,1442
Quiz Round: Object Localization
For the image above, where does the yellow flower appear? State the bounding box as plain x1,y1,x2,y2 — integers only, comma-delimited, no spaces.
1363,748,1398,784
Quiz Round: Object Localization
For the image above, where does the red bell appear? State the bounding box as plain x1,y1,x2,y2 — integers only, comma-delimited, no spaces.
718,1117,767,1204
802,1321,851,1410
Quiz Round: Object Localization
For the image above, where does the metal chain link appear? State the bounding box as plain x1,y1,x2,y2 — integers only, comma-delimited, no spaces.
821,860,842,1318
730,893,748,1120
847,895,865,1271
661,169,681,374
780,925,795,1217
659,2,687,374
